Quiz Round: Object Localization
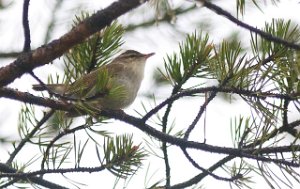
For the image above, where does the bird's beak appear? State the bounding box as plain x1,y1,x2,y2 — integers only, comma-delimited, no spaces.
144,52,155,59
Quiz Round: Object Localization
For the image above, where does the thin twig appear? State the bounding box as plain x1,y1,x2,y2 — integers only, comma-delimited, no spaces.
6,110,55,164
184,77,229,140
22,0,31,52
200,0,300,50
1,86,299,121
0,179,20,189
183,87,218,140
142,86,300,122
41,125,87,170
282,99,297,136
244,119,300,148
0,163,68,189
169,155,235,189
0,52,21,58
43,0,64,43
0,163,105,178
161,87,180,187
125,5,197,31
181,148,240,182
100,110,300,167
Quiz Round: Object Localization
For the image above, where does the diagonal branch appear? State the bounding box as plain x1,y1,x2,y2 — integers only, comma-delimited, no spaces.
6,110,55,165
41,124,87,170
181,148,239,182
199,0,300,50
169,155,235,189
0,0,148,88
244,119,300,148
102,110,300,167
183,87,218,140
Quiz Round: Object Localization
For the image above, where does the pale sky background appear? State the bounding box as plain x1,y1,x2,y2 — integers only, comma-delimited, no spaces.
1,0,300,188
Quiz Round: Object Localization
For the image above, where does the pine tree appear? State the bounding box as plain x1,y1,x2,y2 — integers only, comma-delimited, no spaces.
0,0,300,188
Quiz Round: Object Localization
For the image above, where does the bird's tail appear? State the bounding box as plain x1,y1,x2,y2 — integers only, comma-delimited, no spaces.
32,84,67,95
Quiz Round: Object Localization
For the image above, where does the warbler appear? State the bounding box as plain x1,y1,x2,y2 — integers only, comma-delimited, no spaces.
33,50,154,116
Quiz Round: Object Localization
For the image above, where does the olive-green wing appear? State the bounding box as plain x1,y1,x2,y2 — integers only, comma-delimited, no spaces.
65,63,125,99
65,68,103,98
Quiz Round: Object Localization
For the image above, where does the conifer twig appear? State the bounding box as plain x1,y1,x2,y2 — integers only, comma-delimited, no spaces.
6,110,55,164
199,0,300,49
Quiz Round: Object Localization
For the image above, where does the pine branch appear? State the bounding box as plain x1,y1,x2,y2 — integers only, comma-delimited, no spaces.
1,88,300,170
161,86,178,187
0,0,148,88
100,110,300,167
200,0,300,50
1,86,299,121
6,110,55,165
244,119,300,148
169,155,235,189
41,124,87,170
142,86,300,122
0,163,105,178
0,87,71,111
181,148,239,182
0,163,68,189
183,81,227,140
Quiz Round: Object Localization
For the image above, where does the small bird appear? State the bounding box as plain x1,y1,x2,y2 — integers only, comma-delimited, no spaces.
33,50,154,116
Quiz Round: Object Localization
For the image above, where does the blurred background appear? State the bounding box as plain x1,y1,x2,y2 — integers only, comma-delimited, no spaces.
0,0,300,188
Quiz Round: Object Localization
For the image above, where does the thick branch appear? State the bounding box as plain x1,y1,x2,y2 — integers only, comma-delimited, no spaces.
0,87,71,111
0,0,146,87
102,110,300,167
1,88,299,166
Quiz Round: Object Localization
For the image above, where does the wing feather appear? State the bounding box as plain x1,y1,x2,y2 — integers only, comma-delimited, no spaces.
65,63,126,99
